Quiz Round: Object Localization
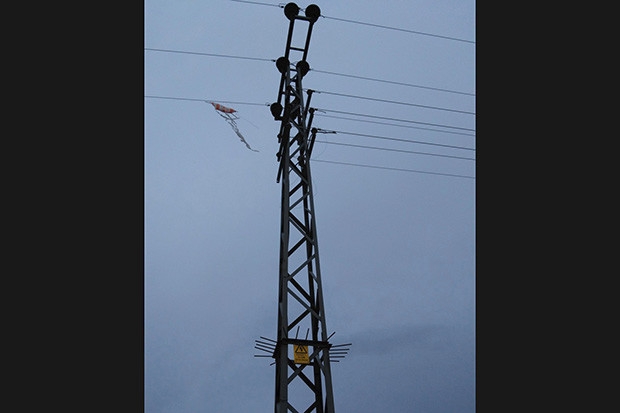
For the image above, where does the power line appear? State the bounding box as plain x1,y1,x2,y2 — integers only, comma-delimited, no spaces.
144,94,475,176
144,47,474,97
145,94,476,145
313,159,475,179
145,95,475,146
228,0,475,45
314,108,475,132
314,140,475,161
320,15,475,45
309,69,475,97
322,129,475,151
311,89,475,115
145,95,269,106
229,0,281,7
144,47,274,62
145,92,476,133
314,113,475,137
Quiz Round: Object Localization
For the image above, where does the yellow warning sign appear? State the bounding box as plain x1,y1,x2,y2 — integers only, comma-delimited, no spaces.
293,345,309,364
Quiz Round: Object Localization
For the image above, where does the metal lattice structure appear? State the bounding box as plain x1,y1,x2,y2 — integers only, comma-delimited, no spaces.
254,4,349,413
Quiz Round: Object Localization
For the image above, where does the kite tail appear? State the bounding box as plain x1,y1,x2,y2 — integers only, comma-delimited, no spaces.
227,117,259,152
215,110,259,152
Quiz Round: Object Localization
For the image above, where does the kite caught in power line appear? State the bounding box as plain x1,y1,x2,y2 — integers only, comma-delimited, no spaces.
208,101,259,152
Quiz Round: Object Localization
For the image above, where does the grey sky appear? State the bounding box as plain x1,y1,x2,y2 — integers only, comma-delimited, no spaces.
145,1,475,411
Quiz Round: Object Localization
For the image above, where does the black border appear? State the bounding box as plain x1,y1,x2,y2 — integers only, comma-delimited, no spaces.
30,2,146,410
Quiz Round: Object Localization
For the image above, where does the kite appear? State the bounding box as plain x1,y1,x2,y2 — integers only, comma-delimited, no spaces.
209,102,259,152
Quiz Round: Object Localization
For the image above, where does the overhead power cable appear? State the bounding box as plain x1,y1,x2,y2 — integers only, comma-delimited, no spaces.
145,94,475,177
314,108,475,132
144,47,474,97
145,95,269,106
144,47,274,62
146,94,476,143
310,89,475,115
145,95,475,144
229,0,281,7
315,140,475,161
320,15,475,45
309,69,475,97
229,0,475,45
313,159,475,180
320,129,475,151
314,113,475,137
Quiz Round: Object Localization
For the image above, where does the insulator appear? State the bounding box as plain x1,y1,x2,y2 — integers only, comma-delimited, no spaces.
271,102,283,120
305,4,321,22
296,60,310,78
276,56,290,74
284,3,299,20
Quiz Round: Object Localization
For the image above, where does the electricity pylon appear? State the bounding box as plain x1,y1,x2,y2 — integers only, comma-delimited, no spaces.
254,4,349,413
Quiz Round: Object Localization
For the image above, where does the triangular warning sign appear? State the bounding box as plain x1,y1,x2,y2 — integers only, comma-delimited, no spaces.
293,345,310,364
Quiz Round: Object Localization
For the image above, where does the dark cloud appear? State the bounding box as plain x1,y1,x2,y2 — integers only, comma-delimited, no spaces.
346,324,451,355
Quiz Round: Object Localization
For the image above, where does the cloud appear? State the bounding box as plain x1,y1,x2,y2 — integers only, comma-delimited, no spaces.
346,323,452,356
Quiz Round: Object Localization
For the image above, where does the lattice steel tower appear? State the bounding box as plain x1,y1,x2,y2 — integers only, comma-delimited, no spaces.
254,3,349,413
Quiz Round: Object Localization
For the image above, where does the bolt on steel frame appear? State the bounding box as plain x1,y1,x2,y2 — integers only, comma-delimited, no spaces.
259,3,340,413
